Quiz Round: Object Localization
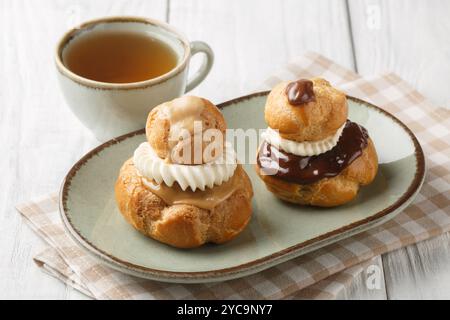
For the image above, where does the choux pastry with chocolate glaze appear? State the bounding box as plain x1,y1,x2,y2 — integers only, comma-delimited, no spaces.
256,78,378,207
265,78,348,142
115,96,253,248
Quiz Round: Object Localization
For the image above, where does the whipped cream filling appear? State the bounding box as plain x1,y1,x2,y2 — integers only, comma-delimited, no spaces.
133,142,237,192
261,123,346,156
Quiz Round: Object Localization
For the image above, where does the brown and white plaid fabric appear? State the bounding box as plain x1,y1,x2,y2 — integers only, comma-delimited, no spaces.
16,52,450,300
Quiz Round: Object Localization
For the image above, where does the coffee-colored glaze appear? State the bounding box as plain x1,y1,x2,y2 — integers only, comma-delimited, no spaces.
257,121,369,184
166,96,205,142
141,165,243,210
285,79,315,105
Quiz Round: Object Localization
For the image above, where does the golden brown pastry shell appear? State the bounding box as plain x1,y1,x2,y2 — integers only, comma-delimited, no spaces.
265,78,348,142
255,139,378,207
145,97,226,164
115,159,253,248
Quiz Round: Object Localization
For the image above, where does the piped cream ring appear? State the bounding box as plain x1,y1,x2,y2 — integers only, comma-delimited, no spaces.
133,142,237,192
261,123,345,156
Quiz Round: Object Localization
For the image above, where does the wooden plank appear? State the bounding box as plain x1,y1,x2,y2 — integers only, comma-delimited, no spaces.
349,0,450,299
168,0,356,103
382,233,450,299
348,0,450,107
0,0,167,299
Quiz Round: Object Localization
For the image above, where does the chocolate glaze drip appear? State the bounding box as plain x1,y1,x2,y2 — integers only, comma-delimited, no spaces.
257,121,369,185
285,79,316,105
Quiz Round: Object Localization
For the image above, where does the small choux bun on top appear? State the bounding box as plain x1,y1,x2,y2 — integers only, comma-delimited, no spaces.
146,96,227,165
256,78,378,207
265,78,348,142
115,96,253,248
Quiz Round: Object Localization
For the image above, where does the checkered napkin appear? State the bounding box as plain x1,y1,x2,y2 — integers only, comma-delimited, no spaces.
16,52,450,300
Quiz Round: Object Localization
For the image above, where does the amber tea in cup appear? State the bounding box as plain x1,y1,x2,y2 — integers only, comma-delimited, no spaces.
63,29,178,83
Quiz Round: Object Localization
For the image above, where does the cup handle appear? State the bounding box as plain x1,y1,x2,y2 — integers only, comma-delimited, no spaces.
185,41,214,92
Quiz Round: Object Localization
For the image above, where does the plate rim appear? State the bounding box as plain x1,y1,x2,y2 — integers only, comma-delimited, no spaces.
59,91,426,281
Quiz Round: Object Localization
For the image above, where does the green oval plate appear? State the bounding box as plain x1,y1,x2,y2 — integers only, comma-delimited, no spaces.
60,92,425,283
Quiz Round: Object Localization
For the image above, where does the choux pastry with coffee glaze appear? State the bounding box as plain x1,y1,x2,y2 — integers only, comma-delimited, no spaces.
146,96,226,164
256,78,378,207
115,96,253,248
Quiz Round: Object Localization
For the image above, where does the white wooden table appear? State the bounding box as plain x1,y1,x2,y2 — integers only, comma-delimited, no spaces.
1,0,449,299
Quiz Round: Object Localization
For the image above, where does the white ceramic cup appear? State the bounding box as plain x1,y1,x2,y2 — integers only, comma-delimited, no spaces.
55,16,214,142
